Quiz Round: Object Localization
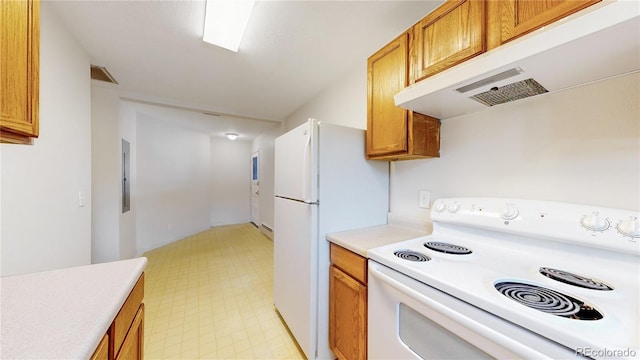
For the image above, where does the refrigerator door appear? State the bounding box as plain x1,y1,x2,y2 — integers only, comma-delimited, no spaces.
274,196,318,360
274,119,318,203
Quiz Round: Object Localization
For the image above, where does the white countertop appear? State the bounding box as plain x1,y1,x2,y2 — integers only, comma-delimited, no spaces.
326,224,428,257
0,257,147,359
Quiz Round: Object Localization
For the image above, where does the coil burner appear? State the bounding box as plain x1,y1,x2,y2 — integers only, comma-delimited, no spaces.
424,242,472,255
393,250,430,262
495,281,603,320
539,267,613,291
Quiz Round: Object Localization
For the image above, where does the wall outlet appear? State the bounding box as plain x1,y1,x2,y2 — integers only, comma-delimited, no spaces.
419,190,430,209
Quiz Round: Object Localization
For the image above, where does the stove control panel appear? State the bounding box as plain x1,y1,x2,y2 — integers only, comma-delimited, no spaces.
580,212,610,232
447,201,460,214
500,204,520,220
617,216,640,238
431,197,640,256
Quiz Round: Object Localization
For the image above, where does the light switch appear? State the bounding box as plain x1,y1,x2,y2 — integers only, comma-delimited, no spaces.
78,191,86,207
419,190,430,209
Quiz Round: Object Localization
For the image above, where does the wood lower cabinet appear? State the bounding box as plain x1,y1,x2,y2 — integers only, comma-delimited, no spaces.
1,0,39,144
487,0,601,49
366,31,440,161
91,273,145,360
91,334,110,360
413,0,486,82
329,244,367,360
116,304,144,360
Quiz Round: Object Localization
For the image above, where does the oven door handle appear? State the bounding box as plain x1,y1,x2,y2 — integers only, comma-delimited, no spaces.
369,265,554,359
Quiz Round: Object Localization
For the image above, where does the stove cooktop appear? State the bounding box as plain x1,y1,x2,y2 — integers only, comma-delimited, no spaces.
368,198,640,357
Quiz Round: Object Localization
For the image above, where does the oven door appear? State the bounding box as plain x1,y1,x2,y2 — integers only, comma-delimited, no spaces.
368,260,576,360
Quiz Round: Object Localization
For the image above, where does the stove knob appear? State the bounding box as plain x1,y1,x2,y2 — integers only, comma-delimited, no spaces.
580,212,610,232
617,217,640,238
500,204,519,220
434,201,446,213
447,202,460,214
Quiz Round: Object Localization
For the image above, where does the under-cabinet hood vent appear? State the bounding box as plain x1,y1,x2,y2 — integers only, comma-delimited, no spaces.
394,1,640,119
90,65,118,84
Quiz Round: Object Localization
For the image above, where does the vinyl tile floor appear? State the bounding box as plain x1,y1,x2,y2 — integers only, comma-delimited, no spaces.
142,223,305,359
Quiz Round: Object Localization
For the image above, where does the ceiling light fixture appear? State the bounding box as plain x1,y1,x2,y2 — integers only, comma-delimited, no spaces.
203,0,255,52
225,133,239,140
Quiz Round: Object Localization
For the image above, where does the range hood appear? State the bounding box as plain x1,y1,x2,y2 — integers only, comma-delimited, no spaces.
395,0,640,119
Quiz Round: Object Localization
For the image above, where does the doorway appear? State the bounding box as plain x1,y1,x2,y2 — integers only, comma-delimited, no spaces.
251,150,260,227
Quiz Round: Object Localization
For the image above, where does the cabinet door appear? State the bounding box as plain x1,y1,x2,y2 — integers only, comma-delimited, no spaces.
329,265,367,360
366,32,409,158
487,0,601,49
1,0,39,143
90,334,109,360
413,0,485,82
115,304,144,360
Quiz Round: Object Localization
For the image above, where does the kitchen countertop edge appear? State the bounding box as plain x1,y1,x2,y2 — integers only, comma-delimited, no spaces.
0,257,148,359
326,224,428,258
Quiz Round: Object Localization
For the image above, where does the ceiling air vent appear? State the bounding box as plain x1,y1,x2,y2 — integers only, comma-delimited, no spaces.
90,65,118,84
470,79,548,107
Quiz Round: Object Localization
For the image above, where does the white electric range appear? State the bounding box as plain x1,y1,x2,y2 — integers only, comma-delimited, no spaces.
367,198,639,359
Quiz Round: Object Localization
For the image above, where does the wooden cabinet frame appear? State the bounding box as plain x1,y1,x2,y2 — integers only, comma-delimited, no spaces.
487,0,601,49
412,0,486,82
91,273,145,360
366,31,441,161
1,0,40,144
329,244,368,360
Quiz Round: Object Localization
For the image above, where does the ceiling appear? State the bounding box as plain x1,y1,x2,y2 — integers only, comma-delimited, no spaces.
47,0,442,139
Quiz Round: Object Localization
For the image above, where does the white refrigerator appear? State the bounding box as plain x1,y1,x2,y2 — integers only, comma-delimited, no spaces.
274,118,389,359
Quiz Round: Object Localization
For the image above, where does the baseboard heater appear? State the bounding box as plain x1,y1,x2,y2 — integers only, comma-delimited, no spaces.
261,224,274,240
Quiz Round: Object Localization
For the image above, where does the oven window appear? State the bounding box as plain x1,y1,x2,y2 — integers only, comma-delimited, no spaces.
399,303,494,359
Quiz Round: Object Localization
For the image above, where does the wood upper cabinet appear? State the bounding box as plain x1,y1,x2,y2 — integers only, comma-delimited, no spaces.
329,244,367,360
487,0,602,49
413,0,486,82
366,31,440,161
1,0,39,144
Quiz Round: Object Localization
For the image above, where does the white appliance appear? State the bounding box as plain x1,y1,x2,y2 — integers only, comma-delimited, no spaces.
273,118,389,359
395,0,640,119
368,198,639,359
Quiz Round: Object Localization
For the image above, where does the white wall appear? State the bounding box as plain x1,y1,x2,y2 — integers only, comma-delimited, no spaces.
287,68,640,221
391,73,640,216
0,4,92,276
119,102,137,259
92,97,261,257
91,85,120,263
210,138,252,226
136,115,211,253
286,64,366,131
91,89,140,263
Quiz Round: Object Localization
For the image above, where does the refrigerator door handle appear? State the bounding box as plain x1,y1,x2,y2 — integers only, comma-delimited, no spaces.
302,132,312,203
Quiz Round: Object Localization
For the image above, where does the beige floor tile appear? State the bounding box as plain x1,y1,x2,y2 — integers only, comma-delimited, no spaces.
143,224,305,359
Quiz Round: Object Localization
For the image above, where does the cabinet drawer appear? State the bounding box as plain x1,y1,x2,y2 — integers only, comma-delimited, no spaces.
112,274,144,356
330,244,367,285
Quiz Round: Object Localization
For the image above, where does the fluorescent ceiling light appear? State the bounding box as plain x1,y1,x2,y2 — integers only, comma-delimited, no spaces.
203,0,255,52
225,133,239,140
